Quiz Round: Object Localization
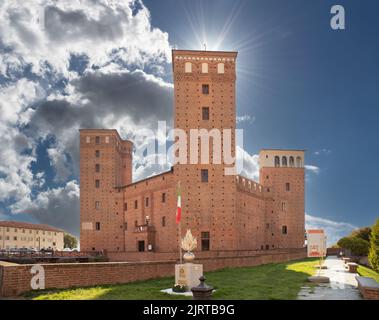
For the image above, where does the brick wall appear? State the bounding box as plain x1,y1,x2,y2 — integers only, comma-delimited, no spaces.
0,248,306,297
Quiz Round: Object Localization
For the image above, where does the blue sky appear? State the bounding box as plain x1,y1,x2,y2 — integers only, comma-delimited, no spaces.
0,0,378,244
145,0,379,232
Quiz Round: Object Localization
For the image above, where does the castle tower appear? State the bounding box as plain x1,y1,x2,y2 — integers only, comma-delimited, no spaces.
79,129,133,252
172,50,239,251
259,150,305,249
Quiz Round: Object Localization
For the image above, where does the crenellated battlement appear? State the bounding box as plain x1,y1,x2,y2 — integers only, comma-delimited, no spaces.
235,175,268,198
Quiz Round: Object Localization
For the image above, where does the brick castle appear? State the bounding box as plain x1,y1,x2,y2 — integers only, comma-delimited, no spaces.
79,49,305,258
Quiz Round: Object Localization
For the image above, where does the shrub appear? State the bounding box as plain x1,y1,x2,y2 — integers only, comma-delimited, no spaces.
368,218,379,272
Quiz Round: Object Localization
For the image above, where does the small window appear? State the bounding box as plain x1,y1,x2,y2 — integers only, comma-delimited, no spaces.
201,169,208,182
95,222,101,231
145,197,149,207
134,200,138,209
105,136,109,143
202,107,209,120
266,245,270,250
217,63,225,74
14,236,17,241
95,201,100,210
95,150,100,158
95,136,100,144
282,226,288,235
286,183,290,191
185,62,192,73
95,180,100,188
86,136,90,143
162,193,166,203
95,164,100,173
201,63,208,73
124,222,128,231
202,84,209,95
124,202,128,211
138,240,145,252
162,216,166,227
201,232,210,251
281,202,286,212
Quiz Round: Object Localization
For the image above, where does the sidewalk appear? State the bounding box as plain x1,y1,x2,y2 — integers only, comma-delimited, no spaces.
298,256,362,300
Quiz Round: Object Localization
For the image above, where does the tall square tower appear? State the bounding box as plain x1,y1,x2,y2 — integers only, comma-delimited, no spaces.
172,50,239,250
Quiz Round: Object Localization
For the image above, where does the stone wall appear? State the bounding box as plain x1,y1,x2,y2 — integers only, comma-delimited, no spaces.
0,248,306,297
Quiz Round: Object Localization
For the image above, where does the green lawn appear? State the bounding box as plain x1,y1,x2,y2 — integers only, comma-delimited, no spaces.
25,258,318,300
358,265,379,282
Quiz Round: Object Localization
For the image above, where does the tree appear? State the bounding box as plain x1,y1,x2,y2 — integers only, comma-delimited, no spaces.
368,218,379,272
350,227,372,242
337,236,369,256
64,233,78,249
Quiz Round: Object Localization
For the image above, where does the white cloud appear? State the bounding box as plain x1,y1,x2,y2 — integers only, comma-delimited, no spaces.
236,146,259,181
314,149,331,156
0,0,173,232
305,165,320,174
305,213,357,246
0,0,171,77
236,114,255,124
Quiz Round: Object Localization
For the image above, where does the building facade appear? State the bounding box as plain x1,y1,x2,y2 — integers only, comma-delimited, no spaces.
0,221,64,251
80,49,305,256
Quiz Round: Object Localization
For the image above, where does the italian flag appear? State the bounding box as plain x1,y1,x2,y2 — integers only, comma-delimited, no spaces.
176,183,181,224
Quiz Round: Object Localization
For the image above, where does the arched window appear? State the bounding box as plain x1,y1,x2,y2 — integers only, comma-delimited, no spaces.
274,156,280,167
289,156,295,167
185,62,192,73
282,156,288,167
217,63,224,74
296,156,302,167
201,63,208,73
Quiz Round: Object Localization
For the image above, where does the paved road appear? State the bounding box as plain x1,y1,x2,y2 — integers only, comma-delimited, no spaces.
298,256,362,300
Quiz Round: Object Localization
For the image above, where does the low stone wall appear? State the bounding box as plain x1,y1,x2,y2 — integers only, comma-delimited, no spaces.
0,248,306,297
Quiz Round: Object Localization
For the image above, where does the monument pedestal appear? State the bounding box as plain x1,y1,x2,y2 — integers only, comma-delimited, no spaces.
175,263,203,291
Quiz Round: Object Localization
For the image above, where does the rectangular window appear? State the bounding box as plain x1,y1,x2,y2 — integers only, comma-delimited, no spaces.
14,236,17,241
162,193,166,203
124,222,127,231
95,180,100,188
95,150,100,158
162,216,166,227
95,201,100,210
282,226,288,235
201,169,208,182
134,200,138,209
202,107,209,120
95,164,100,173
138,240,145,252
124,202,128,211
201,232,210,251
286,183,290,191
145,197,149,207
281,202,286,212
105,136,109,143
202,84,209,95
95,222,101,231
86,136,90,143
95,136,100,144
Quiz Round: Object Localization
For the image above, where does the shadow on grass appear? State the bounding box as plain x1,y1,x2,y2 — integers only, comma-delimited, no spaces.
24,258,319,300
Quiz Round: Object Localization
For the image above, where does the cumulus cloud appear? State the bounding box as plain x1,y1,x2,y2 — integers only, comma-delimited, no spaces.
236,146,259,181
0,0,171,76
0,0,173,231
306,214,357,246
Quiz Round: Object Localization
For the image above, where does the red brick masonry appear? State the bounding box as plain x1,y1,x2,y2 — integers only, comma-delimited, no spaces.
0,248,305,297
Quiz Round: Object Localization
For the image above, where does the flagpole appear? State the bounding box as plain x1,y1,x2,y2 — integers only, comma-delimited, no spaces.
177,181,183,264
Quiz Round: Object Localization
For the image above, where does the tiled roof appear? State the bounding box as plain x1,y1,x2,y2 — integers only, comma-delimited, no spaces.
0,221,65,233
